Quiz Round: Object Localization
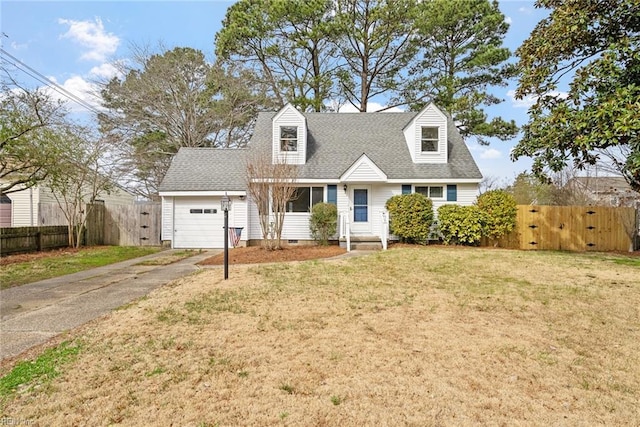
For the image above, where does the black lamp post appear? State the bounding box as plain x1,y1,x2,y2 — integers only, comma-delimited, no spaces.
221,193,230,280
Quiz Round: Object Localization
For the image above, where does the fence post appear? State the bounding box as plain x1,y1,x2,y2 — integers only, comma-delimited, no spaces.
36,231,43,251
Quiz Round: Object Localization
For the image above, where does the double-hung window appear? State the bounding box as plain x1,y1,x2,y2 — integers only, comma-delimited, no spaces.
415,186,444,199
280,126,298,152
286,187,324,212
421,126,439,152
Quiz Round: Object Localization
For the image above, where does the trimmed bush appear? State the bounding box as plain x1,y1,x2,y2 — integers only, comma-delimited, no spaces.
437,204,487,246
385,193,434,244
476,190,517,240
309,203,338,245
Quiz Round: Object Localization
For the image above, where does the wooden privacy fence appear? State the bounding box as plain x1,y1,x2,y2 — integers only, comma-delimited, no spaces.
1,225,70,256
87,202,161,246
492,205,637,252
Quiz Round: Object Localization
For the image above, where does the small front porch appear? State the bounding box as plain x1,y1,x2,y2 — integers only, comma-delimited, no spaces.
339,235,385,251
338,210,389,252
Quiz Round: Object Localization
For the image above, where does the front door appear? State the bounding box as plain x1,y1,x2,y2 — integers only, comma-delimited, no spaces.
350,186,371,234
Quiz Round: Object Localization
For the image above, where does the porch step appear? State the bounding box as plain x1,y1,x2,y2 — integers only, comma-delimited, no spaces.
340,235,384,251
351,242,383,251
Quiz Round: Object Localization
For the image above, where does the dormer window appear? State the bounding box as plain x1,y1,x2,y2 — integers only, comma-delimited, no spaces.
280,126,298,152
421,126,439,152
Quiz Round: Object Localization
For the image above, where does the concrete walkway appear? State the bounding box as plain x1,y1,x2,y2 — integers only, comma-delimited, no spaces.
0,249,218,361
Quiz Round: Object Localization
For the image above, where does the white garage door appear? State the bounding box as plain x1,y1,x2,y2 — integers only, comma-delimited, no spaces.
174,197,224,248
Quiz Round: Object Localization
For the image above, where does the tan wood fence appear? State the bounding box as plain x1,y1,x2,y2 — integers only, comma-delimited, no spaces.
490,205,637,252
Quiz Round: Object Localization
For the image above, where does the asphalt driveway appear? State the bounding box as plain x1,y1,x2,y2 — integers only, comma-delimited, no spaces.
0,249,218,361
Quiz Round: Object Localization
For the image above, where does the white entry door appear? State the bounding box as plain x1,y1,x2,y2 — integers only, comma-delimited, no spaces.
350,186,371,234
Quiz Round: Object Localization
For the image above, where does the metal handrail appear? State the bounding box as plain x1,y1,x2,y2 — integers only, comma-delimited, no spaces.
380,211,388,250
339,211,351,252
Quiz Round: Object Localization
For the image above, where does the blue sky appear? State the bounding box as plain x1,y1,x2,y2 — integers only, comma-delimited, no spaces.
1,0,551,184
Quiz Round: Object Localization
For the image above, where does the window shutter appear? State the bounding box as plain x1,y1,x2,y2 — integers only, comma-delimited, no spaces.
327,185,337,205
447,185,457,201
401,184,412,195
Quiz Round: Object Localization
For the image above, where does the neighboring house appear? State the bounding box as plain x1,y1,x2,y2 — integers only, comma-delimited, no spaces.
1,183,136,227
568,176,640,207
158,103,483,249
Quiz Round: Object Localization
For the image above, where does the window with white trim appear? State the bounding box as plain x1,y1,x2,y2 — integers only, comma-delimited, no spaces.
280,126,298,152
286,186,324,212
421,126,439,152
415,186,444,199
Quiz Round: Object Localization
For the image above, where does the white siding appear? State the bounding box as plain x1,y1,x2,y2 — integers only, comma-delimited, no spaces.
38,184,134,206
230,196,248,243
404,104,448,164
247,199,314,241
243,182,478,244
281,214,312,240
97,186,136,205
7,186,39,227
247,197,263,240
423,183,479,217
371,184,398,237
161,196,174,241
341,155,387,182
272,105,307,165
455,183,479,205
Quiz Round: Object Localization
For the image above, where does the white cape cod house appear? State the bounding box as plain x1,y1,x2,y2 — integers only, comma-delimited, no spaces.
158,103,482,249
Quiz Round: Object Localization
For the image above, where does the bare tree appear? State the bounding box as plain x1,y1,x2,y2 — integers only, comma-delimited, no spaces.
478,175,503,194
99,45,273,198
46,125,119,247
245,152,298,250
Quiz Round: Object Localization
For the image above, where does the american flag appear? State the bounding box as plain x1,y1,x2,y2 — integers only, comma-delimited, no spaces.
229,227,243,248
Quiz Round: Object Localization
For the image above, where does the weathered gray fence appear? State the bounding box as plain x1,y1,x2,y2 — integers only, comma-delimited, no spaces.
1,202,161,256
92,202,161,246
38,203,68,226
0,225,70,256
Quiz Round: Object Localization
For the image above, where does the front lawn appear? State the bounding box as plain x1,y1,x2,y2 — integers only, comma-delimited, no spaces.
1,247,639,425
0,246,161,289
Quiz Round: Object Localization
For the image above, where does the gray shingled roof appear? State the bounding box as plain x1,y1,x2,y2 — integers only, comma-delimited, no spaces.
159,148,248,192
159,111,482,192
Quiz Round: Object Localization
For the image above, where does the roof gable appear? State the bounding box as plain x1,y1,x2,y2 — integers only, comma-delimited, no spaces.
160,107,483,192
340,154,388,182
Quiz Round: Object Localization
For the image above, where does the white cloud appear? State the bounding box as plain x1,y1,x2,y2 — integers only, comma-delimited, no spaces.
89,63,120,80
518,7,532,14
480,148,502,159
507,89,536,109
507,89,569,109
338,101,404,113
505,16,513,25
44,75,102,112
58,17,119,62
10,41,28,50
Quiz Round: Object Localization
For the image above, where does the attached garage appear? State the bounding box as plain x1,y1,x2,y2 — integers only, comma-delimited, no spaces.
173,197,225,248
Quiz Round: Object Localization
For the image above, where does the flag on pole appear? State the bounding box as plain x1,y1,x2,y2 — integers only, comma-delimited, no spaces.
229,227,243,248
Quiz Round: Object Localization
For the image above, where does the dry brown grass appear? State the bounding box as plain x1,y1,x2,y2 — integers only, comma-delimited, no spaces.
2,246,639,426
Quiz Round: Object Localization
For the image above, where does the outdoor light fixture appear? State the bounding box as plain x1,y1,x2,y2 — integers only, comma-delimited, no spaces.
221,193,230,280
221,194,231,212
343,184,348,193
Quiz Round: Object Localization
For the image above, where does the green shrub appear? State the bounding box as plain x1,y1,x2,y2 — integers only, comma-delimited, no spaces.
309,203,338,245
476,190,518,240
385,193,434,244
437,204,487,245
